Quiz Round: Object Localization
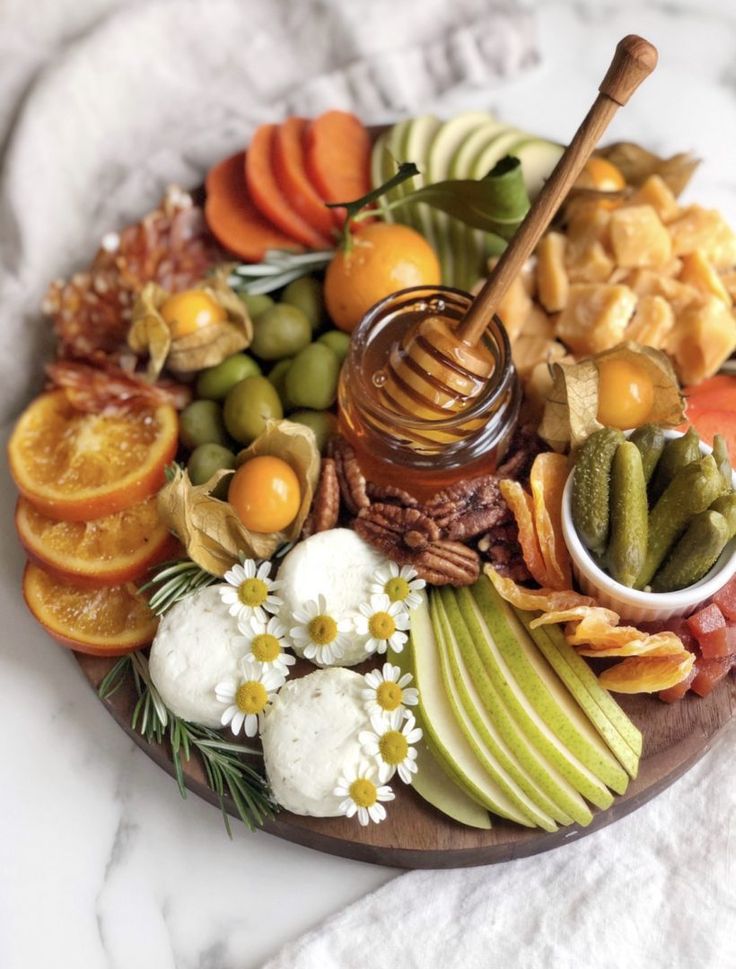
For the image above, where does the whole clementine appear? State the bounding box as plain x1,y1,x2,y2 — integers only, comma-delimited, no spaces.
324,222,441,333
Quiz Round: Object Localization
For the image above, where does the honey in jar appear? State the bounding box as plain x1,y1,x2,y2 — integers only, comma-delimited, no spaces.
338,286,520,501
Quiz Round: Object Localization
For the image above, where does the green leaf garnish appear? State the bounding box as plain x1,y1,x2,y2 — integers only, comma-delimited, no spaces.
326,161,420,225
400,156,530,238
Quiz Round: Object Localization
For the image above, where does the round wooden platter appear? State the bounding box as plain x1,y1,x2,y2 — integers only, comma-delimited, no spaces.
75,651,735,869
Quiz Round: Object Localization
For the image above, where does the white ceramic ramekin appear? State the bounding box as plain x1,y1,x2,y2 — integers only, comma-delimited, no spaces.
561,431,736,624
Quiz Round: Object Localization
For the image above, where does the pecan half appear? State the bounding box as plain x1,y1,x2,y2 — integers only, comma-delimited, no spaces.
365,481,418,508
301,458,340,538
477,521,530,584
424,474,511,542
329,437,370,515
413,540,480,587
354,504,479,586
496,423,547,483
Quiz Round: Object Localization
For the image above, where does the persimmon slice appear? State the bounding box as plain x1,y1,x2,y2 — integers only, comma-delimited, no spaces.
23,562,158,656
8,391,177,521
273,118,336,239
205,152,300,262
304,111,372,228
16,496,174,587
245,124,332,249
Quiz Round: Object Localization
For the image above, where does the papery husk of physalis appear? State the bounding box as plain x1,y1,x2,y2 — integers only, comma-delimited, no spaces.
157,420,320,574
538,342,685,452
128,278,252,380
596,143,700,198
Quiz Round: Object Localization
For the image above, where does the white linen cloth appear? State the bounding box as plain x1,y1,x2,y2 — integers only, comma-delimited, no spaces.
2,3,735,968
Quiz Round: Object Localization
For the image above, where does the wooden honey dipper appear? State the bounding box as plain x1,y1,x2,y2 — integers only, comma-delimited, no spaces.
378,35,658,430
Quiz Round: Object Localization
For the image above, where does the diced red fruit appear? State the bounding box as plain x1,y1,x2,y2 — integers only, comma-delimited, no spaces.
697,625,736,659
686,603,726,641
658,666,698,703
713,575,736,623
690,655,735,698
639,617,699,653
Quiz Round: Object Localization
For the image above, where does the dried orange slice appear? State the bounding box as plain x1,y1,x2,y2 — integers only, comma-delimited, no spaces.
599,653,695,694
23,563,158,655
8,391,178,521
16,496,175,587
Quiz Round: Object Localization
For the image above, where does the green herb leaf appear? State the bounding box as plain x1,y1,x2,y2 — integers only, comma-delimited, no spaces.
399,156,530,239
139,557,219,616
228,250,334,296
326,161,420,225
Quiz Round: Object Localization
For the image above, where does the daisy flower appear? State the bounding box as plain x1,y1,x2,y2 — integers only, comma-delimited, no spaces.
360,710,423,784
370,562,426,610
355,594,410,655
219,559,282,625
334,760,395,826
290,594,352,665
240,615,295,676
215,660,284,737
362,663,419,721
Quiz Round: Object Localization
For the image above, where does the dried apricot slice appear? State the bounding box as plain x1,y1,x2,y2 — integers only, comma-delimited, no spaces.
15,496,175,587
498,480,549,587
484,565,595,613
599,652,695,694
529,452,571,589
23,563,158,656
8,391,178,521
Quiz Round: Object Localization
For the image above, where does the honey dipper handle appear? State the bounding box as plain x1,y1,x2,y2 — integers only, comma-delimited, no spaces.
456,34,658,346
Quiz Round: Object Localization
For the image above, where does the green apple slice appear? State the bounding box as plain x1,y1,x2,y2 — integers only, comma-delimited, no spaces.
448,120,512,179
438,590,592,827
370,130,393,220
408,596,537,821
411,740,492,829
432,596,556,830
469,129,527,180
516,611,642,771
509,138,564,198
451,586,615,811
468,582,629,796
400,115,442,250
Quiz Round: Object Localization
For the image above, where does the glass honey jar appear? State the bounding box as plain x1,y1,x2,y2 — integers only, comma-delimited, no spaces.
338,286,521,500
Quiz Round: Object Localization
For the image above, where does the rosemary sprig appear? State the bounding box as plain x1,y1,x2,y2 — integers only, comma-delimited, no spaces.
228,249,334,295
98,652,277,834
139,557,219,616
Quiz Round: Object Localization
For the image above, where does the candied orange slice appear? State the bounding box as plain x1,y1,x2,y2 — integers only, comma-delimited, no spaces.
484,565,596,613
529,453,571,590
16,496,175,587
8,391,178,521
599,653,695,694
498,480,549,587
23,562,158,655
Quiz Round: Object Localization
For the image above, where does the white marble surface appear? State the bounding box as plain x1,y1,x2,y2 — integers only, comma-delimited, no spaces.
3,1,736,967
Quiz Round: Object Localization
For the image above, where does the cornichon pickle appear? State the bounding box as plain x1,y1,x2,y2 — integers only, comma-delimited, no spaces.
607,442,648,587
712,434,733,490
572,428,625,554
628,423,665,485
636,454,726,589
649,428,700,502
710,493,736,539
651,510,731,592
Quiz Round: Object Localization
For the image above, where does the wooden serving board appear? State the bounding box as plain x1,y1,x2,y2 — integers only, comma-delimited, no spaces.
76,652,735,868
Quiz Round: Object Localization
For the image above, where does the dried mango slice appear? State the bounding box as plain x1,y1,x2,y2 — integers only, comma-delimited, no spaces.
529,453,572,590
530,605,619,629
599,652,695,694
577,632,688,658
498,480,549,587
484,565,596,612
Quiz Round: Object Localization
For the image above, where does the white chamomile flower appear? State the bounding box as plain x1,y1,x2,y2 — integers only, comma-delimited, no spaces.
360,709,423,784
370,562,426,610
290,594,352,665
362,663,419,721
219,559,282,624
215,660,284,737
334,760,395,826
355,594,410,655
240,615,295,676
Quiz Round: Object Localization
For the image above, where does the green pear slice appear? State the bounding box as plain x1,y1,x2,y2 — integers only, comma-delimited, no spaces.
438,591,592,827
450,586,615,811
468,582,629,796
515,609,642,772
435,593,578,828
411,740,492,829
408,596,537,822
431,596,557,830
